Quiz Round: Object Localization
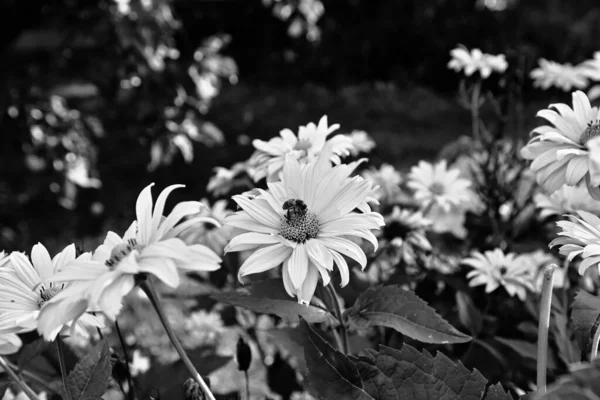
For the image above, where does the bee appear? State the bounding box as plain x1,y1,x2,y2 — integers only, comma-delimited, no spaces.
282,199,307,221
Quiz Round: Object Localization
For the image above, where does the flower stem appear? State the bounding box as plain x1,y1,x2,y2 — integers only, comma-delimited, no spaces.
56,337,72,400
471,79,482,141
140,279,216,400
327,284,349,354
115,320,136,400
537,264,556,395
0,356,38,400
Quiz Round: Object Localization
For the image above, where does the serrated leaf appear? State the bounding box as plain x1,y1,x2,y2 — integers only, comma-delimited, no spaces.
17,337,50,372
345,285,471,344
211,279,330,323
66,340,111,400
571,290,600,352
484,383,514,399
300,319,374,400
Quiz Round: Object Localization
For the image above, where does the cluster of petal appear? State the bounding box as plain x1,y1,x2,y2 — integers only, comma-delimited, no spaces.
447,45,508,79
361,164,403,204
345,130,376,155
37,184,222,339
549,210,600,275
521,91,600,196
225,146,384,305
178,198,236,255
407,160,476,212
0,244,103,340
530,59,589,92
463,248,536,300
534,184,600,219
249,116,355,182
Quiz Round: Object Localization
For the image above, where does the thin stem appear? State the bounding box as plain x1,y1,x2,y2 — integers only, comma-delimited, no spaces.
327,284,349,354
471,79,482,141
115,320,136,400
0,357,38,400
244,370,250,400
5,361,58,395
592,325,600,361
537,264,556,396
140,279,216,400
56,337,72,400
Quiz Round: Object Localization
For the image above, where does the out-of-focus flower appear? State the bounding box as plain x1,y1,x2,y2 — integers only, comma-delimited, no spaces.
345,130,375,155
37,184,222,338
426,204,470,239
448,45,508,79
0,332,21,355
129,350,151,377
383,206,431,265
361,164,403,204
66,157,102,189
463,248,536,300
249,116,355,182
0,244,103,340
521,91,600,196
534,184,600,218
182,310,224,349
3,389,47,400
179,199,235,255
408,160,475,212
225,146,384,305
207,162,254,197
530,59,589,92
578,51,600,81
523,250,564,292
550,211,600,275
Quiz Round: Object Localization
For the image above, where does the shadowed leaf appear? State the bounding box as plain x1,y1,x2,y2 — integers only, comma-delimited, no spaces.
66,340,111,400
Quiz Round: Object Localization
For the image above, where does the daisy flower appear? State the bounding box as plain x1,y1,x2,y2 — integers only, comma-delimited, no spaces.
345,130,376,156
178,198,236,255
361,164,403,204
534,184,600,219
407,160,475,212
463,248,536,301
0,244,103,340
36,184,222,338
224,145,384,305
383,206,431,265
521,91,600,197
549,210,600,275
447,45,508,79
206,161,254,197
249,116,355,182
0,331,22,355
530,59,589,92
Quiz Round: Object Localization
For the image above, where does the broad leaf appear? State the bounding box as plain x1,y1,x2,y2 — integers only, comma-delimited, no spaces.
571,290,600,352
211,279,330,323
266,327,308,372
17,337,50,372
345,285,471,344
66,340,111,400
300,319,509,400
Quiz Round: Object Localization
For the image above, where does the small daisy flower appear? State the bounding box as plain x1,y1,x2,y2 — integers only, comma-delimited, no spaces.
549,210,600,275
407,160,475,212
0,331,22,355
463,248,536,301
0,244,103,340
448,45,508,79
534,184,600,219
225,145,384,305
207,161,254,197
178,198,236,255
530,59,589,92
361,164,403,204
37,184,222,338
383,206,432,265
249,116,355,182
345,130,376,155
520,91,600,196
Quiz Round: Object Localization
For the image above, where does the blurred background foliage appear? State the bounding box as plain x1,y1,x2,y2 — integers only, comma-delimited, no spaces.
1,0,600,253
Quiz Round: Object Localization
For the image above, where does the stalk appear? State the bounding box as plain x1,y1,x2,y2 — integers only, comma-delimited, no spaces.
0,356,38,400
537,264,556,395
327,284,349,354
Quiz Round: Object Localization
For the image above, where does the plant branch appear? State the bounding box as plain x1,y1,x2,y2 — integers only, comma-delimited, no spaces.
0,356,38,400
56,337,72,400
140,278,216,400
537,264,556,395
115,319,136,400
327,284,349,354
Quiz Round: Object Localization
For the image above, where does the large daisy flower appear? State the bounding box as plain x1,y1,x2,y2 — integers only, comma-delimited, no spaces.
463,248,536,301
530,59,589,92
37,184,222,338
224,146,384,305
0,243,103,340
249,116,355,182
520,91,600,197
549,210,600,275
407,160,475,212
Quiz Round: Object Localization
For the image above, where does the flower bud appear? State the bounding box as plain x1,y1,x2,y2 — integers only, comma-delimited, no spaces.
236,337,252,372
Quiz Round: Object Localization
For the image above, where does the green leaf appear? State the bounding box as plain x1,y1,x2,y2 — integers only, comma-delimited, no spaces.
66,340,111,400
571,290,600,352
345,285,471,344
456,291,482,334
301,320,374,400
266,327,307,373
17,337,50,372
300,319,509,400
211,279,330,323
532,359,600,399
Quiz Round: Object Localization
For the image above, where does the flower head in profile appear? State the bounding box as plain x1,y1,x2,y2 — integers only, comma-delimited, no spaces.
37,184,222,339
520,91,600,197
534,184,600,219
447,45,508,79
225,144,384,305
249,116,355,182
463,248,536,300
361,164,403,204
549,210,600,275
407,160,475,212
346,130,376,156
530,59,589,92
178,198,236,255
0,244,103,340
383,206,431,265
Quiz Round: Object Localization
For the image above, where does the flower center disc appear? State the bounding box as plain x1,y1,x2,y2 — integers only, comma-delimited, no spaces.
38,286,61,308
580,120,600,145
429,182,446,196
105,238,138,269
280,211,319,243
